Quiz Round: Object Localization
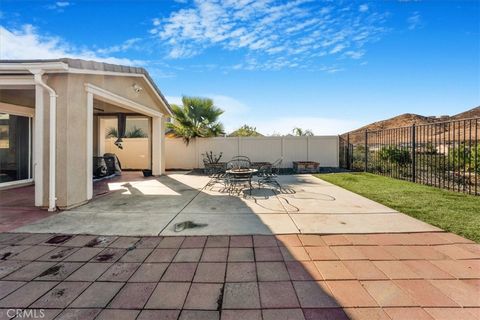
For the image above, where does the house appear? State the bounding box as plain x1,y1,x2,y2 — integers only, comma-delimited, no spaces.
0,59,172,211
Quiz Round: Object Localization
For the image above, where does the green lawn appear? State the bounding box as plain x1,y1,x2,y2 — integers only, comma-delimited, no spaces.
315,172,480,243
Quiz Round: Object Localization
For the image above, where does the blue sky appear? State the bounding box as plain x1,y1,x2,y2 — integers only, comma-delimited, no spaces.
1,0,479,134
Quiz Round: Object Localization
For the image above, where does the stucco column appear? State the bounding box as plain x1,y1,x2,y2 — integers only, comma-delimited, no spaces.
86,92,93,200
34,84,44,206
98,117,106,156
160,117,166,174
151,115,164,175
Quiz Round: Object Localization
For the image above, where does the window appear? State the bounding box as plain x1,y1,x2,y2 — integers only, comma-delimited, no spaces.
0,113,32,184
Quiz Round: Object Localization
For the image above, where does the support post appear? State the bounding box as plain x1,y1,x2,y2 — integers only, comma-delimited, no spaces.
412,124,416,182
152,116,163,175
346,133,350,170
98,117,106,156
364,130,368,172
34,84,44,206
160,117,166,174
86,92,93,200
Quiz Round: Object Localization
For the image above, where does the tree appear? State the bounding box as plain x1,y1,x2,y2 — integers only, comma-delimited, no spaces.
167,96,225,144
105,126,147,138
106,127,118,138
292,127,314,136
126,126,148,138
229,125,263,137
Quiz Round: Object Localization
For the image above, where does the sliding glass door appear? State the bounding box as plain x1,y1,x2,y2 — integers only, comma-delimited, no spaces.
0,113,32,185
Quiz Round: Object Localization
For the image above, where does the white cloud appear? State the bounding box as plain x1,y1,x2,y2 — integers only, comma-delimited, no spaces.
0,24,141,65
47,1,71,11
55,1,70,7
96,38,142,55
165,96,183,106
359,4,369,12
152,0,388,70
407,11,422,30
166,94,360,135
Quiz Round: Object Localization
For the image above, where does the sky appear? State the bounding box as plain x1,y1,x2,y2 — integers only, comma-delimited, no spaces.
0,0,479,135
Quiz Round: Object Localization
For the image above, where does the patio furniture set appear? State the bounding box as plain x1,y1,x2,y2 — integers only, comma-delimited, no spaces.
203,155,283,196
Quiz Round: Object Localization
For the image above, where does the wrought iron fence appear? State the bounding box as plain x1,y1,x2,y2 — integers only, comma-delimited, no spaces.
339,117,480,195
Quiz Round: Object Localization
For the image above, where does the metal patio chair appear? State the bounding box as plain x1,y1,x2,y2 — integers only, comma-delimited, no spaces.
204,160,227,188
258,158,283,190
225,158,254,196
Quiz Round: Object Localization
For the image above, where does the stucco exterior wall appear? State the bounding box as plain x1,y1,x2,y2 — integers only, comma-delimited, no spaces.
37,72,168,209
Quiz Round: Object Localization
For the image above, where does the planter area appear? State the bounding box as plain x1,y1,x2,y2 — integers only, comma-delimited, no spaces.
293,161,320,173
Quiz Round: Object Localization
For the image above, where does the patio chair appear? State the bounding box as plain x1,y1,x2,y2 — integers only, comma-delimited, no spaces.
225,159,253,196
231,155,251,163
204,161,227,188
258,158,282,190
227,157,251,170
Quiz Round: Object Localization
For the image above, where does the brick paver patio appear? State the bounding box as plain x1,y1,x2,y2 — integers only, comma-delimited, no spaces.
0,232,478,320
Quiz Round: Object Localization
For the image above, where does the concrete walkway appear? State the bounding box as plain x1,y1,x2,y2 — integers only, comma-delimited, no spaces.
13,172,440,236
0,232,478,320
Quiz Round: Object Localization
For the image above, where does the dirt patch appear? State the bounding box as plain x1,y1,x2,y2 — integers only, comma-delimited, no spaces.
0,252,12,260
46,235,73,244
38,265,61,277
174,221,208,232
216,284,225,311
53,288,65,297
85,236,110,247
95,253,114,262
49,248,74,260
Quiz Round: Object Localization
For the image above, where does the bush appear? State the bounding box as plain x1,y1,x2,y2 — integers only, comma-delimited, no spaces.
448,143,480,173
378,146,411,166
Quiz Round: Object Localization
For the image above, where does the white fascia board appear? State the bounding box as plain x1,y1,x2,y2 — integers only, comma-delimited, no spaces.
0,75,36,86
0,62,68,72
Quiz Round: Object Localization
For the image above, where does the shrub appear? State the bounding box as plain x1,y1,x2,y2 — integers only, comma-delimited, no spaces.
378,146,411,166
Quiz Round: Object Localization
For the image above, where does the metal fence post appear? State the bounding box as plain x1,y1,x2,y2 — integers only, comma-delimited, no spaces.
364,130,368,172
346,133,350,170
412,124,416,182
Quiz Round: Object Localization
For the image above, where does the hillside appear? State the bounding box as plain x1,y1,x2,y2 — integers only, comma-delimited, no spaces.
343,106,480,144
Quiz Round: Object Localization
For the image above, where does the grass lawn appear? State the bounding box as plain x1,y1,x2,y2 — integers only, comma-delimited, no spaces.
315,172,480,243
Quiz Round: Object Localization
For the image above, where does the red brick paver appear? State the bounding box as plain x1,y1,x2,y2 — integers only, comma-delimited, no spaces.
0,231,477,318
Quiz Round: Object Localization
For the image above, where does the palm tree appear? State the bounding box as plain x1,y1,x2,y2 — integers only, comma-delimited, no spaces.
106,127,118,138
105,126,147,138
168,96,225,144
292,127,314,136
126,126,147,138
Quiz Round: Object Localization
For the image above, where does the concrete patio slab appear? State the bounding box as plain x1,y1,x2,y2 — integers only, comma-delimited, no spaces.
160,213,300,235
181,187,287,214
276,175,398,214
73,174,205,214
14,211,176,236
7,172,445,236
291,213,441,234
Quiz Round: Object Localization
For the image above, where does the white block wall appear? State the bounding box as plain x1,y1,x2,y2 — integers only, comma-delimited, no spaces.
165,136,339,169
